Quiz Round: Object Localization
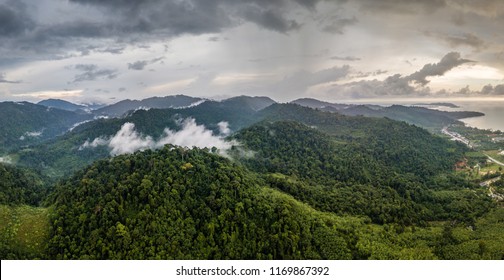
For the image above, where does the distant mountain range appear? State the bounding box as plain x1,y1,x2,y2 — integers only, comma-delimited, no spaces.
0,94,484,157
291,98,483,131
1,94,501,261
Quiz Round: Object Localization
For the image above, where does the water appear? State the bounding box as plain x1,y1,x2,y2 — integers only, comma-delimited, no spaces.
344,99,504,132
453,101,504,132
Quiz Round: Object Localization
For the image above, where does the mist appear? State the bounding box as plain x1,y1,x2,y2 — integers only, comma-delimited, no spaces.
80,118,236,156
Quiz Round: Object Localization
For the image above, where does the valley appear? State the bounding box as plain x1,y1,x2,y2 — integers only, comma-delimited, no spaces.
1,95,503,260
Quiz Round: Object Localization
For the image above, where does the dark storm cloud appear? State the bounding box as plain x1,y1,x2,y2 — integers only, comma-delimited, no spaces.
0,73,20,84
0,0,347,61
0,1,34,37
239,5,301,33
72,64,118,83
406,52,473,85
69,0,323,35
357,0,446,14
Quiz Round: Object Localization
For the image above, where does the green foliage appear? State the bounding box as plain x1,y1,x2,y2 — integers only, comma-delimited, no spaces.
2,101,502,260
0,163,50,206
0,101,91,153
0,205,50,259
46,146,367,259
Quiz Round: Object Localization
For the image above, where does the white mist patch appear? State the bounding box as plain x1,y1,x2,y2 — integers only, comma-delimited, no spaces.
80,137,109,149
0,156,12,164
80,118,236,156
174,100,206,109
218,121,231,136
19,130,44,140
157,119,236,151
109,123,155,155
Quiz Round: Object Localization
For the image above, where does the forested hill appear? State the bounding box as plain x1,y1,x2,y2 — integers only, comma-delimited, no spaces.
46,146,368,259
231,120,492,226
0,102,92,153
1,103,502,259
0,163,49,206
291,98,484,132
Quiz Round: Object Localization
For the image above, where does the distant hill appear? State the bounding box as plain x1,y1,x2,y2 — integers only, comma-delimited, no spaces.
0,102,92,153
37,99,87,112
291,98,484,132
222,95,276,111
93,95,204,117
291,98,349,110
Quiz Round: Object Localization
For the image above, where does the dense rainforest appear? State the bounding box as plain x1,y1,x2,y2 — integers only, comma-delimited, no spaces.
1,98,503,259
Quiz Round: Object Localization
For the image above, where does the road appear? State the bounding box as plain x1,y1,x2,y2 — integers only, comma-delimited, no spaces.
485,154,504,167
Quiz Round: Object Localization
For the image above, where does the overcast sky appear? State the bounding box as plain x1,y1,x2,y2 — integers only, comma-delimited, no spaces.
1,0,504,104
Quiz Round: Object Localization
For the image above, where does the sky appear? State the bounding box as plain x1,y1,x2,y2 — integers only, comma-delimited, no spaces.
1,0,504,104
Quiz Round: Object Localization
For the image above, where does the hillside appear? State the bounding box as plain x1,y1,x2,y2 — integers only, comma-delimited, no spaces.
0,102,92,154
13,96,274,178
93,95,204,117
37,99,87,112
291,98,484,132
232,120,491,225
46,146,368,259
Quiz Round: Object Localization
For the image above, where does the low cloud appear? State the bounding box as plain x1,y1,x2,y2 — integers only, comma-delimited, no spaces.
127,57,164,71
72,64,118,83
80,118,237,156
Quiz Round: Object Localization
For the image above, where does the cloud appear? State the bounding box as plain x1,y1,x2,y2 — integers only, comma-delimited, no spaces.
427,32,486,50
239,5,301,33
477,84,504,95
405,52,473,85
0,73,20,84
127,57,164,70
275,65,351,96
318,15,357,34
127,60,148,71
157,118,236,151
330,55,361,61
218,121,231,136
72,64,118,83
324,52,473,99
357,0,446,14
0,1,35,37
80,118,236,156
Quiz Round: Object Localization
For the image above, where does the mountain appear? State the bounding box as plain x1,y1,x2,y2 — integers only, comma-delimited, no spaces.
0,163,49,206
45,146,368,259
37,99,87,112
291,98,349,110
221,95,276,111
0,102,93,154
93,95,204,117
291,98,484,132
13,97,277,178
1,96,503,260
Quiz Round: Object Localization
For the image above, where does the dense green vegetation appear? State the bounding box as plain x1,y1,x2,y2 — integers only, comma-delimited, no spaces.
1,98,503,260
46,146,368,259
0,205,50,259
0,163,50,206
0,101,91,153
